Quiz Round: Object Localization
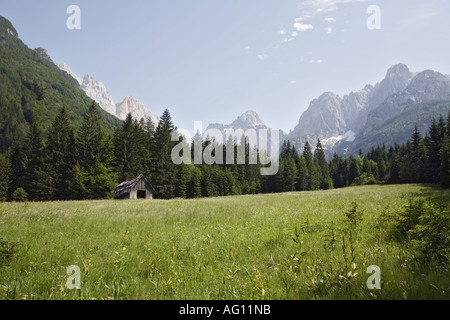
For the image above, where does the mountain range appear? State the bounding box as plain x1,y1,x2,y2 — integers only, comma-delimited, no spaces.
209,63,450,159
1,15,449,159
287,63,450,157
57,63,159,126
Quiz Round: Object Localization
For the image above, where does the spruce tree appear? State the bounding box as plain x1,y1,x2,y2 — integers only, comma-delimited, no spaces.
426,119,442,183
78,101,102,170
314,139,332,189
152,109,177,199
24,123,53,200
71,101,117,199
47,107,76,200
440,112,450,188
0,154,10,201
410,126,423,182
8,137,28,197
114,114,152,182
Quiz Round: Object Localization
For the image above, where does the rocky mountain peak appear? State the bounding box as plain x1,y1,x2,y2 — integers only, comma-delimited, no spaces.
80,74,117,115
230,110,266,129
115,96,159,125
385,63,411,80
34,47,54,64
57,63,83,85
374,63,413,98
290,91,345,139
57,63,159,123
0,16,18,40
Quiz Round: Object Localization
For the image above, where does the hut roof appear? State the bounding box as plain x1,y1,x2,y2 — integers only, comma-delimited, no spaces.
113,174,155,199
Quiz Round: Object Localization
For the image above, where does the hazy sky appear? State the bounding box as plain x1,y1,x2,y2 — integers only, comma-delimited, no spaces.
1,0,449,133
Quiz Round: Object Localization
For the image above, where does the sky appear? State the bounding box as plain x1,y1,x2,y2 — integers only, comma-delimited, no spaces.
1,0,449,133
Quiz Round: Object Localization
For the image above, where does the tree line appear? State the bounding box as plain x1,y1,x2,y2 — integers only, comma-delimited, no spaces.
0,102,449,202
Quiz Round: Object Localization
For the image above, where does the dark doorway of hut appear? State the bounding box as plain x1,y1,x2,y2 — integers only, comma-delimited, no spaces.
137,190,146,199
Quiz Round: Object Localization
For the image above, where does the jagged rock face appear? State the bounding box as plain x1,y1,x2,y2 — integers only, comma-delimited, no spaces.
80,74,117,116
287,63,450,158
57,63,159,123
34,47,54,64
229,110,267,131
57,63,83,85
206,110,286,151
364,70,450,134
207,110,268,132
341,85,373,133
116,96,159,125
291,92,345,139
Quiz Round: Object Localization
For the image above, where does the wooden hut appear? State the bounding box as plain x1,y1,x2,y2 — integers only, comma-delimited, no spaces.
113,174,155,200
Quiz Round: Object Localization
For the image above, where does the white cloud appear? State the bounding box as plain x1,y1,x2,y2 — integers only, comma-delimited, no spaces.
325,17,336,22
299,0,371,16
257,53,268,61
310,59,323,64
293,21,314,32
279,29,287,35
326,27,333,34
291,31,299,37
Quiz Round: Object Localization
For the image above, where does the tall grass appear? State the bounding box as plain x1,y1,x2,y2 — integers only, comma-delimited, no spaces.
0,184,448,300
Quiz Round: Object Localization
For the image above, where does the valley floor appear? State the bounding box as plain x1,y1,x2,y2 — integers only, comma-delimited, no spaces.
0,184,449,300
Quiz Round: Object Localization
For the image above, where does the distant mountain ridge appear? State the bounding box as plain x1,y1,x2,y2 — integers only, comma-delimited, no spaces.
57,63,159,124
286,63,450,157
213,64,450,159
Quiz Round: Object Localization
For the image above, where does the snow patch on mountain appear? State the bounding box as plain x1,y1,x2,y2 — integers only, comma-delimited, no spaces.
321,130,355,148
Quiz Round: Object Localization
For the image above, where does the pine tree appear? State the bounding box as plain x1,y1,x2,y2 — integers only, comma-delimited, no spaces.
114,114,152,182
24,122,53,200
314,139,332,189
296,156,308,191
410,126,423,182
303,141,314,190
47,107,76,200
348,154,360,185
8,137,28,197
440,112,450,188
78,101,102,170
188,165,202,198
175,163,188,198
152,109,177,199
0,154,10,201
426,118,443,183
71,101,117,199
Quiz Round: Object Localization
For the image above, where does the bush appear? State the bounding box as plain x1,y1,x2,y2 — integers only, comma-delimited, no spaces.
344,201,364,230
0,239,16,266
351,173,378,186
393,198,450,265
12,188,28,202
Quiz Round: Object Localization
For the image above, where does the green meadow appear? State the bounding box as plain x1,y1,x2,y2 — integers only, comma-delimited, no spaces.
0,184,449,300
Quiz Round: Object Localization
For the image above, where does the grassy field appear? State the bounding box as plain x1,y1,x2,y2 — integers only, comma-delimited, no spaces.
0,184,449,300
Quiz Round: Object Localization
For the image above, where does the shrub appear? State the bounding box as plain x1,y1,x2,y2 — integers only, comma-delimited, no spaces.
12,188,28,202
344,201,364,230
0,239,16,266
393,198,450,265
351,173,378,186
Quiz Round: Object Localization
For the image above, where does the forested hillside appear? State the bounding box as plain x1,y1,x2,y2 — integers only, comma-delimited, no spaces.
0,16,121,153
